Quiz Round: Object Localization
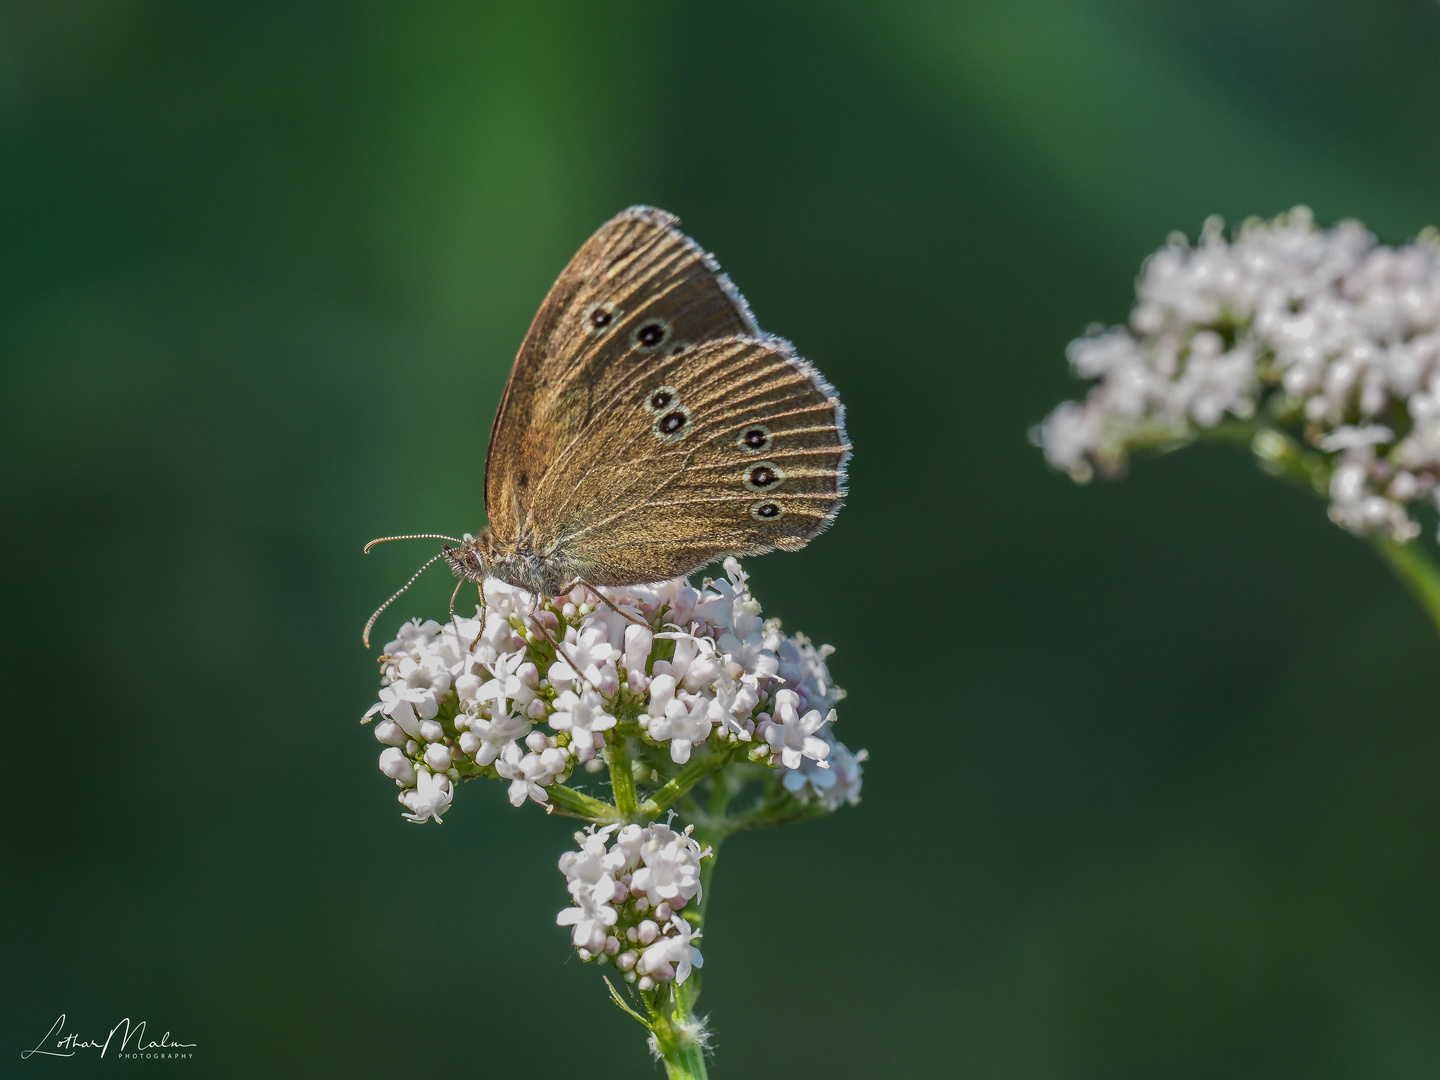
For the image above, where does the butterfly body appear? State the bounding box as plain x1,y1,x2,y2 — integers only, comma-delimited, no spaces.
373,206,849,638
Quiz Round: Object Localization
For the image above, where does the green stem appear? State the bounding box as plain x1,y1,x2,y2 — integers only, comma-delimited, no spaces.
1373,539,1440,633
682,776,733,1003
1233,425,1440,634
607,731,640,820
639,745,735,819
546,784,620,823
648,981,708,1080
1238,424,1329,493
641,776,729,1078
723,798,826,832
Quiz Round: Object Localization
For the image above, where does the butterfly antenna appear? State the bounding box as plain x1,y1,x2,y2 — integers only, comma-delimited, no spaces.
364,533,463,554
363,552,446,648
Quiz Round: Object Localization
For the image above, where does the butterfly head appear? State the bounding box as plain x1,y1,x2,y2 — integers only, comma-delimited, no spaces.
440,531,494,582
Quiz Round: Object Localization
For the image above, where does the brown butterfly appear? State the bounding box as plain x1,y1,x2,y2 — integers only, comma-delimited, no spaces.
364,207,849,645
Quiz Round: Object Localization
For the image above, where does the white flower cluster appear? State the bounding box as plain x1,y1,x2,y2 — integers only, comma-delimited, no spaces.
558,822,709,990
362,559,864,822
1040,207,1440,542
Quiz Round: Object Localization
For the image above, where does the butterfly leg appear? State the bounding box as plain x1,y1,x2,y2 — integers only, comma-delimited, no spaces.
448,576,465,645
471,580,488,654
569,579,650,629
529,610,590,687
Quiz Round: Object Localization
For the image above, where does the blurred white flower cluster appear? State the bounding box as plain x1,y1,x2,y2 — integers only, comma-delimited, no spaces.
558,822,709,990
1040,207,1440,542
361,558,864,823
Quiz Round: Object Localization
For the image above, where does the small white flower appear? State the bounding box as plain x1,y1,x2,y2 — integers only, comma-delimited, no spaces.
385,652,452,723
474,651,539,720
437,613,486,665
468,711,533,768
1319,424,1394,452
378,746,416,785
711,673,758,738
423,741,452,772
556,887,617,952
715,620,778,682
549,688,617,763
622,624,654,677
608,824,646,872
653,634,725,693
774,634,845,714
664,915,704,985
651,579,703,627
365,683,431,737
466,609,526,667
559,825,621,901
372,718,408,748
495,742,567,807
644,691,716,764
398,766,452,824
637,916,704,985
549,624,616,691
690,558,749,632
630,823,707,906
762,689,832,770
646,673,678,716
781,730,867,809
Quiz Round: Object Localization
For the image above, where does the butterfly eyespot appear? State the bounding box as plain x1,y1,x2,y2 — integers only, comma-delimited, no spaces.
749,500,784,520
743,461,785,491
737,425,772,452
584,301,619,334
630,318,672,353
645,386,678,414
654,407,692,441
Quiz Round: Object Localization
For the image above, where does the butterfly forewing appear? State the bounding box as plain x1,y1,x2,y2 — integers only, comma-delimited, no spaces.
484,207,759,537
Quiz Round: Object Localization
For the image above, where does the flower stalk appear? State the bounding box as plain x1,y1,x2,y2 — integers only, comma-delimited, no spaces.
647,979,710,1080
640,744,736,819
607,730,641,820
1372,538,1440,631
1236,424,1440,632
545,784,621,822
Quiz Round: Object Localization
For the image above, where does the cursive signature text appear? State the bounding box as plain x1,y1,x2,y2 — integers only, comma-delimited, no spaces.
22,1014,196,1060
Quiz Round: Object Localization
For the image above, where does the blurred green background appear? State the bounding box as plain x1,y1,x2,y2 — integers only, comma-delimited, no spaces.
5,2,1440,1077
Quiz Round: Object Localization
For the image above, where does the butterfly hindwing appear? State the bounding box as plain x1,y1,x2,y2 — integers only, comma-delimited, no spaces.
525,337,849,585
